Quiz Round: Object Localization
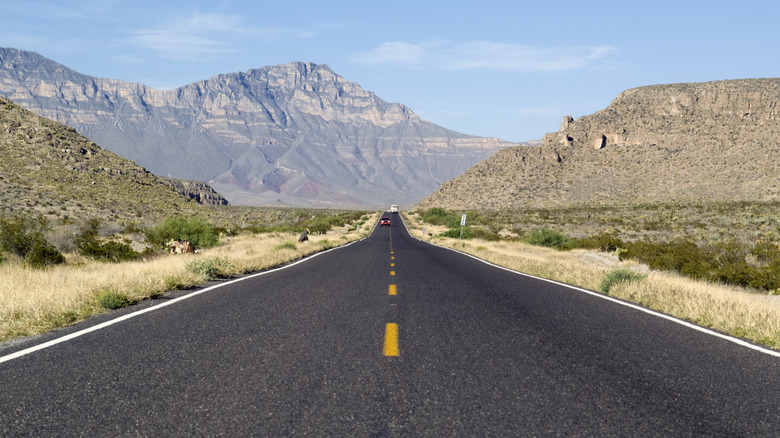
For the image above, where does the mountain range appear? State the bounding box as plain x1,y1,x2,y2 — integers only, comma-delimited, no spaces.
0,48,517,208
417,78,780,210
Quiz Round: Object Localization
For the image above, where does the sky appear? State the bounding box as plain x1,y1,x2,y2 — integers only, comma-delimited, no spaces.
1,0,779,143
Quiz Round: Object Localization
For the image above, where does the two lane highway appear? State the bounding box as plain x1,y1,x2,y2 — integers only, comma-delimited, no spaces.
1,213,779,435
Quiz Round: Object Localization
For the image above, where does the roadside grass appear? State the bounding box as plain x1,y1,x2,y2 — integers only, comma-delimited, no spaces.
0,214,377,342
404,212,780,350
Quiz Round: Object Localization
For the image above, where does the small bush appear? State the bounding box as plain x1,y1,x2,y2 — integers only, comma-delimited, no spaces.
575,230,624,252
524,228,572,250
422,207,460,227
147,216,219,249
26,242,66,268
274,242,297,251
440,227,474,239
472,228,503,241
186,257,235,280
97,290,135,310
76,218,139,263
164,275,188,291
0,215,66,269
80,240,140,263
600,268,648,294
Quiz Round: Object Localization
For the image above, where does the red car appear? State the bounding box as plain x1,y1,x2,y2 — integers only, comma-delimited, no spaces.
380,217,391,226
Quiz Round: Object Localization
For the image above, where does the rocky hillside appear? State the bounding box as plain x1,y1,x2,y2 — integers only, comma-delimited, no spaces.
417,79,780,210
0,48,516,208
0,96,222,222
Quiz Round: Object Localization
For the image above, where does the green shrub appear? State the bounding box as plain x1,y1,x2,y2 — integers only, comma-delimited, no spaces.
0,215,66,268
97,290,135,310
147,216,219,249
26,242,66,268
620,239,710,280
575,230,624,252
422,207,460,227
524,228,572,250
618,238,780,292
472,227,503,241
274,242,297,251
186,257,235,280
600,268,648,294
164,275,188,291
77,218,139,263
80,240,140,263
440,226,473,239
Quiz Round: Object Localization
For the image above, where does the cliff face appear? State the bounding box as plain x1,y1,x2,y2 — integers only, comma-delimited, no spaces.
417,79,780,211
0,48,515,208
544,79,780,150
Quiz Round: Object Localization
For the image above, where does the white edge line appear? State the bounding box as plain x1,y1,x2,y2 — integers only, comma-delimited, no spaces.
0,231,375,365
398,213,780,359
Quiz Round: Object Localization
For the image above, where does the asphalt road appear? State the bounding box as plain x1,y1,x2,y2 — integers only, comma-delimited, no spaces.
1,213,779,436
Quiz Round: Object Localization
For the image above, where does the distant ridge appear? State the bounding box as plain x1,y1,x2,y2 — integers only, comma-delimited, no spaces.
0,47,517,208
417,79,780,210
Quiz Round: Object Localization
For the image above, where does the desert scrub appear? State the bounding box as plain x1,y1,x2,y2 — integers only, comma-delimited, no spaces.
146,215,219,250
619,238,780,292
0,215,65,268
77,218,139,262
186,257,236,280
524,228,573,250
274,242,297,251
96,289,135,310
600,268,648,294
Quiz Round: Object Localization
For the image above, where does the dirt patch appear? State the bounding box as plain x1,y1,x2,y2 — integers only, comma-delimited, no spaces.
570,250,650,274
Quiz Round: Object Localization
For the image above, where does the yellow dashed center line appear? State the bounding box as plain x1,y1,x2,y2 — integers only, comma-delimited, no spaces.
383,323,399,356
384,235,399,356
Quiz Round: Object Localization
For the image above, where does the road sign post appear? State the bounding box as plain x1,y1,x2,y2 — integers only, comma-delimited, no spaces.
459,214,467,240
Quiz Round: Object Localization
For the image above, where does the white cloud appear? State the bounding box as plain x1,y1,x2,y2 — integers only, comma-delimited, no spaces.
351,40,446,67
126,13,315,61
352,40,618,72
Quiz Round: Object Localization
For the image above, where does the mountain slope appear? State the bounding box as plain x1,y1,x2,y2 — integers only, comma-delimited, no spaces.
0,96,219,221
417,79,780,210
0,48,516,208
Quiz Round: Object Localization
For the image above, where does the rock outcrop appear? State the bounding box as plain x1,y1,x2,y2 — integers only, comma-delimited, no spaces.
0,48,516,208
159,178,229,206
417,79,780,211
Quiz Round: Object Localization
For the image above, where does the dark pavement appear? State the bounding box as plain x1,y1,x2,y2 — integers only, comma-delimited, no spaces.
1,213,779,436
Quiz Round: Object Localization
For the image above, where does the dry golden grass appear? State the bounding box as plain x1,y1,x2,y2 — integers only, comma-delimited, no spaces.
403,212,780,350
0,215,377,342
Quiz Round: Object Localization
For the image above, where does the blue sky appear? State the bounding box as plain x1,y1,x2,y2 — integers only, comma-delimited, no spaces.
1,0,778,142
